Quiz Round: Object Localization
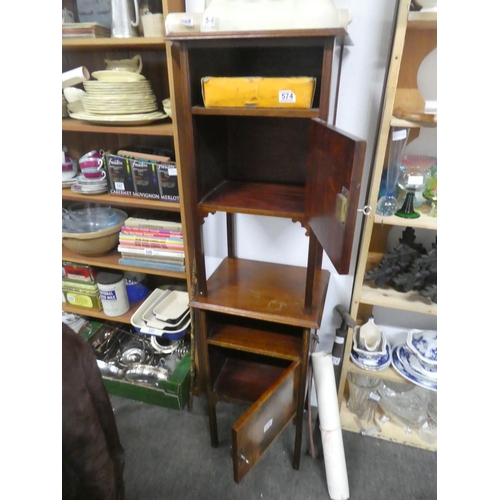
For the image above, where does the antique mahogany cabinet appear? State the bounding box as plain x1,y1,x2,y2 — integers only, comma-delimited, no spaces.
166,27,366,482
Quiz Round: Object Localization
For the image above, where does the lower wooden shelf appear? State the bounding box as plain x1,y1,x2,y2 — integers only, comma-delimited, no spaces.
62,299,145,324
212,357,288,405
62,246,186,279
339,400,437,452
344,360,407,384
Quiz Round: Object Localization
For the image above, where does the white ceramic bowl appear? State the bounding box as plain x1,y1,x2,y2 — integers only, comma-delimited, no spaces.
63,87,86,103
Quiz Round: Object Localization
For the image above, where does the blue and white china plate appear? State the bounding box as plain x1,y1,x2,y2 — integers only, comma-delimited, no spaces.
392,345,437,392
350,343,392,371
398,343,437,381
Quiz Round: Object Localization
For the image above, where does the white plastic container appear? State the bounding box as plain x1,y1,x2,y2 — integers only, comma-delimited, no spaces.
97,271,130,317
199,0,351,32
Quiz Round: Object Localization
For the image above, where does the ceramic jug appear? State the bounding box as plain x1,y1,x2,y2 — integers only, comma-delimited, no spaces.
111,0,141,38
104,54,143,73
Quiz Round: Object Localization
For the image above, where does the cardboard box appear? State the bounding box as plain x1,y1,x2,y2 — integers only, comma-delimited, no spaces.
102,353,191,410
104,154,135,196
130,159,160,198
62,261,98,283
201,76,316,108
104,153,179,202
157,162,179,202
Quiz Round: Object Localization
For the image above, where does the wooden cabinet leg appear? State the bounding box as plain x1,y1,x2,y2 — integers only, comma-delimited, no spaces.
196,309,219,447
292,328,311,469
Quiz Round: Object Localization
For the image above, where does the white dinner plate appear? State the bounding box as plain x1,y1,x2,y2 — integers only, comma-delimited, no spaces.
91,70,146,82
69,111,168,126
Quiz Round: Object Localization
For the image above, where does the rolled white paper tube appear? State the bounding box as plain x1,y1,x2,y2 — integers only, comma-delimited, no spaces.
62,66,90,89
311,350,341,430
312,351,349,500
321,428,349,500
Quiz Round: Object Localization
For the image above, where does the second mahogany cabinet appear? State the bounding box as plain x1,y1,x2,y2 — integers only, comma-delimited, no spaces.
166,28,366,482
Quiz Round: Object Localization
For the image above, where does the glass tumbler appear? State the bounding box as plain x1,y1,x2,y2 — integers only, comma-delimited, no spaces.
346,372,381,418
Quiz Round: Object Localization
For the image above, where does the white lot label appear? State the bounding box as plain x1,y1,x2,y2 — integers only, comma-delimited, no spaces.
168,167,177,176
203,15,215,28
332,356,341,366
393,129,408,141
264,418,273,433
181,16,194,27
114,181,125,190
279,90,296,103
408,175,424,186
140,326,158,335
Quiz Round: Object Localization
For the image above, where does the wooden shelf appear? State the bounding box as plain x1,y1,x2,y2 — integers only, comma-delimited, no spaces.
62,297,145,324
190,257,330,329
62,37,167,51
208,323,302,360
390,115,437,128
339,399,437,452
62,118,174,137
192,106,319,118
373,210,437,231
62,246,186,279
199,181,305,219
392,108,437,127
344,359,407,384
408,11,437,29
62,188,181,212
359,282,437,315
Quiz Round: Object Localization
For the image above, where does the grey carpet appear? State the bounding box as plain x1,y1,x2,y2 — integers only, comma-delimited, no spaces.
110,395,436,500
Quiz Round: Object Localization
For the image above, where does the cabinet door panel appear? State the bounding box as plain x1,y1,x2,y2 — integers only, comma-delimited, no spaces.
306,118,366,274
231,360,299,483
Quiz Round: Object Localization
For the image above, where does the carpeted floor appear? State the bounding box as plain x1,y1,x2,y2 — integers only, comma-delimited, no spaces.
110,395,437,500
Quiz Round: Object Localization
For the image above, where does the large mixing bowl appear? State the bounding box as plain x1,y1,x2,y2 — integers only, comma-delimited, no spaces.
62,208,127,256
65,203,119,232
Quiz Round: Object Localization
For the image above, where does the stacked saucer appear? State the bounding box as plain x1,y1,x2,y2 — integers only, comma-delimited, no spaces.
350,319,391,371
62,154,78,188
391,330,437,391
71,173,108,195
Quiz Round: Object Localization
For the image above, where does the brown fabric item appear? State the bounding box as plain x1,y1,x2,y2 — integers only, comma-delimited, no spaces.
62,322,125,500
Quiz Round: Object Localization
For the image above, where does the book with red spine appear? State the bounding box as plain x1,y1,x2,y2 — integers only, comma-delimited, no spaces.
120,226,184,238
119,233,184,245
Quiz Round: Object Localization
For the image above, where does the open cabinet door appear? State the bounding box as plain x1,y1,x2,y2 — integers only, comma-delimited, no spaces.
305,118,366,274
231,361,299,483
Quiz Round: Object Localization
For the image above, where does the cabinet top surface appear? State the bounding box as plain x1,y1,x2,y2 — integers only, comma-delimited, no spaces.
166,28,350,43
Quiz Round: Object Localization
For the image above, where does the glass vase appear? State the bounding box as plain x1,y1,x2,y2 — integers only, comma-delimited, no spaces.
376,127,410,216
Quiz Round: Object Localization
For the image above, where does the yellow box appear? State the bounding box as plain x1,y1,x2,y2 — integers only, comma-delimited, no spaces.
201,76,316,109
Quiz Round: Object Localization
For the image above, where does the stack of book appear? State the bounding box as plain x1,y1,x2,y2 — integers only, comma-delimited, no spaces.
118,217,185,272
62,22,111,38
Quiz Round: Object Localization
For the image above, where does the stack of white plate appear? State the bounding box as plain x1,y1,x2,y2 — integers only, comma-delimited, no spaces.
67,72,169,125
70,173,108,195
82,80,159,115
